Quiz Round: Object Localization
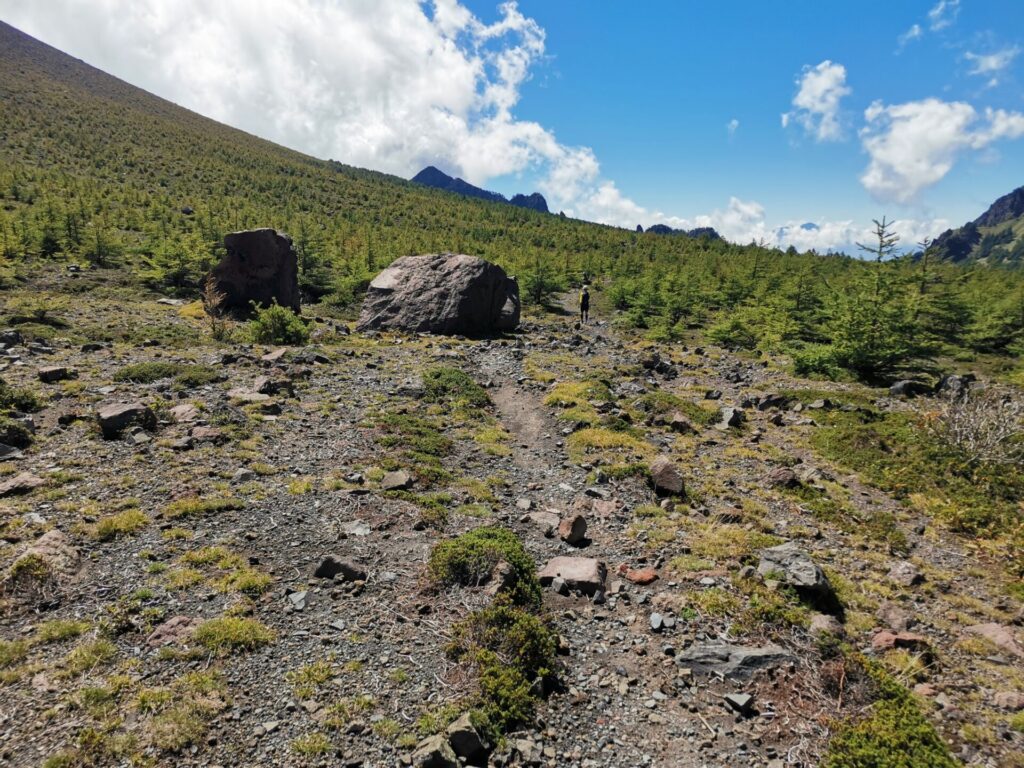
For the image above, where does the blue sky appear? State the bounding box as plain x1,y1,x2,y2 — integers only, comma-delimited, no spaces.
3,0,1023,251
462,0,1024,247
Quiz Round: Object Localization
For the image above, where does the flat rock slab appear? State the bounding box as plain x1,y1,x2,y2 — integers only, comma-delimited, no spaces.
146,615,201,647
676,641,795,678
0,471,44,497
96,402,155,438
965,623,1024,658
538,556,606,596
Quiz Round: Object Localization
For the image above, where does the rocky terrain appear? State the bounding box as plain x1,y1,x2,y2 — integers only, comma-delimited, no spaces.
0,270,1023,768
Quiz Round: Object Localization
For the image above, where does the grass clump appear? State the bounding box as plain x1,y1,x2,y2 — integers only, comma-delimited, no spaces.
822,657,957,768
163,495,243,520
423,366,489,408
88,508,149,541
193,617,275,654
144,670,229,752
428,526,541,608
35,619,90,644
247,302,309,345
635,390,719,427
544,380,612,425
291,732,333,757
62,638,117,677
286,659,334,699
566,427,653,467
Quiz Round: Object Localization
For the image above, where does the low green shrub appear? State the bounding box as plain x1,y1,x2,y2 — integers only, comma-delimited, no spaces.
822,657,957,768
422,366,489,408
0,378,42,413
428,527,540,608
247,302,309,345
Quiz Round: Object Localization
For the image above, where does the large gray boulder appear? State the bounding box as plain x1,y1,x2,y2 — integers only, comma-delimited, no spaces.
211,229,300,313
357,253,519,335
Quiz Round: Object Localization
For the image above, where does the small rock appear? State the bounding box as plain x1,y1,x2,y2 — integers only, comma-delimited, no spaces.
314,556,367,582
992,691,1024,710
38,366,75,383
809,613,845,638
649,456,685,497
887,561,924,587
381,470,413,491
445,713,487,761
557,514,587,545
764,466,799,489
724,692,754,715
411,734,458,768
964,623,1024,658
232,468,256,483
96,402,156,438
625,567,659,586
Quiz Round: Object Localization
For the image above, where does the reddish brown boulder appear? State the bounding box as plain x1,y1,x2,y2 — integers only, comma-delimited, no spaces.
212,229,300,313
624,567,659,585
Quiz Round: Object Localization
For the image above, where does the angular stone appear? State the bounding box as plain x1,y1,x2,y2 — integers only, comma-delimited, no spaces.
525,509,560,536
538,556,606,596
169,403,200,423
993,691,1024,710
445,713,486,761
649,456,684,497
809,613,845,637
38,366,74,383
872,630,930,652
381,470,413,491
314,556,366,582
412,734,458,768
357,253,520,336
676,641,795,678
764,467,799,489
715,406,745,430
96,402,156,438
757,543,836,607
557,514,587,545
887,561,924,587
965,623,1024,658
668,412,695,433
0,471,44,497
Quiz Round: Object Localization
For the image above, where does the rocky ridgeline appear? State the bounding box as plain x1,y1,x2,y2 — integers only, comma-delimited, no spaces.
0,273,1021,768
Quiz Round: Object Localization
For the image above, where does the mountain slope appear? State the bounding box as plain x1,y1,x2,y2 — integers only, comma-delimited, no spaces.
411,165,549,213
929,185,1024,266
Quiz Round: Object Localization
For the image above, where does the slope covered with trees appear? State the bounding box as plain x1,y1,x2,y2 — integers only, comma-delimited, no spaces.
2,21,1024,383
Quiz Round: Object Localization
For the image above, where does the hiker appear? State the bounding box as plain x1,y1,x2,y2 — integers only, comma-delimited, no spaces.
579,284,590,324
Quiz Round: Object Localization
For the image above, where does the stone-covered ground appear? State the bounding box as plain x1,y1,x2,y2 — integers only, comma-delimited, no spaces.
0,270,1022,767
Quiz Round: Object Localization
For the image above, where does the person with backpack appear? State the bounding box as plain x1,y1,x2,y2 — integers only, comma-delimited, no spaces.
579,285,590,324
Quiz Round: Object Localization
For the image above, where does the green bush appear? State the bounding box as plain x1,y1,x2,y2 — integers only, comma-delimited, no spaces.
247,302,309,345
422,366,489,408
791,344,843,379
0,378,42,413
428,527,541,608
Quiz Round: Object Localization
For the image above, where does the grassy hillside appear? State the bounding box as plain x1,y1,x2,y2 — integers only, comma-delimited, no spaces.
2,20,1024,382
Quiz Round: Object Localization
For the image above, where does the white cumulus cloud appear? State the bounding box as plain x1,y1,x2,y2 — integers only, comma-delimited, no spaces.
860,98,1024,203
782,60,851,142
0,0,650,225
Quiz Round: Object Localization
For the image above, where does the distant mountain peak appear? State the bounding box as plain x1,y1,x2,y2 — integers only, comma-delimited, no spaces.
644,223,722,240
411,166,548,213
929,184,1024,266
